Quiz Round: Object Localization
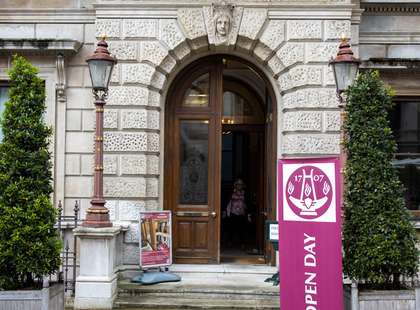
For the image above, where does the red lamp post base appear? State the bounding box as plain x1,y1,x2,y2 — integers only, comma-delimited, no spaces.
82,199,112,228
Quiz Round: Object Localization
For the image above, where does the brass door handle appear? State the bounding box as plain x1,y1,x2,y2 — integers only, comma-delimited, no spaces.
210,211,217,218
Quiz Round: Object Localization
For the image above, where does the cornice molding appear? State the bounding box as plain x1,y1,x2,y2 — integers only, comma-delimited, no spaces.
0,9,95,23
351,8,364,24
362,3,420,15
0,39,82,55
268,6,354,20
0,4,356,22
360,32,420,44
361,59,420,73
95,4,355,20
95,0,352,7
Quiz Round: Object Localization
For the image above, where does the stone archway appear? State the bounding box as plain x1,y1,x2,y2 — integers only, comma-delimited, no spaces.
99,5,348,159
103,7,288,94
94,3,350,265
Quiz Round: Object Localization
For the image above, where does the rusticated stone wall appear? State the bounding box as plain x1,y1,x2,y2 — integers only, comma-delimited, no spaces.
89,4,352,264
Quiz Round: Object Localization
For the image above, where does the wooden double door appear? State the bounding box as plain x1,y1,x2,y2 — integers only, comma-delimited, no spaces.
164,56,276,264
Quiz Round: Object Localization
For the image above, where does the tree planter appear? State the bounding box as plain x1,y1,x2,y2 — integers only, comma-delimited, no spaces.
0,56,62,301
349,282,420,310
0,282,64,310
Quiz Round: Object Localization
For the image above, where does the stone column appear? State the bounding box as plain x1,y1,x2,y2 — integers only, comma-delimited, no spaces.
73,226,121,310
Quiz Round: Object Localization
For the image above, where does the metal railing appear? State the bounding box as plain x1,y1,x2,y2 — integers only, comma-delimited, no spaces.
56,200,79,296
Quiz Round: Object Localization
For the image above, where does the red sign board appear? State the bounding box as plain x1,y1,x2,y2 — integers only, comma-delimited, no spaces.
278,158,343,310
139,211,172,268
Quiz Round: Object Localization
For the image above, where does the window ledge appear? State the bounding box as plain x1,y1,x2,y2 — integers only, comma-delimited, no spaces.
0,39,82,55
362,59,420,71
410,211,420,229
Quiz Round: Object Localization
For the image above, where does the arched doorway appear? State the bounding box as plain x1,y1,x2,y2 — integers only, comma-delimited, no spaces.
164,55,277,264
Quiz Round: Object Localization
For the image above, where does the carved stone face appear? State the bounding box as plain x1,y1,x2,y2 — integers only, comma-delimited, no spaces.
215,14,231,37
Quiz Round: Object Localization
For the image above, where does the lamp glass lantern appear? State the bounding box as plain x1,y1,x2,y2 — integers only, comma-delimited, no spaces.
331,61,359,93
87,59,114,91
329,39,360,95
86,39,117,92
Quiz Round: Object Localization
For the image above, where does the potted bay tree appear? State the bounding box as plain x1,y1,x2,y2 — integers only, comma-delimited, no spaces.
0,56,63,309
343,70,420,310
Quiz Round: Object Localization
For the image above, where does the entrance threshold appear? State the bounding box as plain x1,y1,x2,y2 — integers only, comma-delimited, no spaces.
169,263,277,275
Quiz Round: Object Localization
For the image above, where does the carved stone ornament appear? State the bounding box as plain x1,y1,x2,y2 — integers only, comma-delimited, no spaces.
56,53,66,100
213,2,234,43
204,1,241,46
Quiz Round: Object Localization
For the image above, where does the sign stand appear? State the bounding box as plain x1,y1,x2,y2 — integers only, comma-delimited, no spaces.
264,220,279,286
131,211,181,285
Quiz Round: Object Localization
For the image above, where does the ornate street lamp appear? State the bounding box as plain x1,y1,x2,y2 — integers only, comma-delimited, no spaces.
82,38,117,228
329,37,360,103
330,37,360,220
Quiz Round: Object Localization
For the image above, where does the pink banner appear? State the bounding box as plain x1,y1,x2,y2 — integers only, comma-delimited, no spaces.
278,157,342,310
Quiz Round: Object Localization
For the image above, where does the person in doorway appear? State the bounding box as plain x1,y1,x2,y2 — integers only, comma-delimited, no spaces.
226,179,251,248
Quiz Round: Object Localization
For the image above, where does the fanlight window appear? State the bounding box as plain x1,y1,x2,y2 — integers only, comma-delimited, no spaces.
182,73,209,107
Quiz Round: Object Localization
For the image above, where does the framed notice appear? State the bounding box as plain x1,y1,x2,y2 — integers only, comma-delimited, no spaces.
278,157,342,310
139,211,172,268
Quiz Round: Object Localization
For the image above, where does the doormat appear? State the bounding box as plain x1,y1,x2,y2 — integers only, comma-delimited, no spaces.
131,271,181,285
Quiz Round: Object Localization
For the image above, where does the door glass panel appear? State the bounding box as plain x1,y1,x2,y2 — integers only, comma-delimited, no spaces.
182,73,210,107
179,120,209,204
222,91,264,124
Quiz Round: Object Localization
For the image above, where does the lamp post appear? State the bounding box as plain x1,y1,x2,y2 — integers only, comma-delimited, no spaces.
329,37,360,218
330,38,360,102
82,38,117,228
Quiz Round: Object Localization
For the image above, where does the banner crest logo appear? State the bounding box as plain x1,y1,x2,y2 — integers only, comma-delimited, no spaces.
283,163,336,223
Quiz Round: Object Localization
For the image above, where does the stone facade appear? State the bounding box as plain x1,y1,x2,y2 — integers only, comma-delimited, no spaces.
1,0,419,269
93,6,353,264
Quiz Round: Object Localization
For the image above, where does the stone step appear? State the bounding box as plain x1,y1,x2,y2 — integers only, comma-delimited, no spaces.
118,281,279,299
114,296,280,309
118,274,279,294
118,290,278,300
168,264,277,275
116,265,279,309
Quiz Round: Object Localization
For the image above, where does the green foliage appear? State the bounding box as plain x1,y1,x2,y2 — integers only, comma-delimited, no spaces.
0,56,61,290
343,70,419,287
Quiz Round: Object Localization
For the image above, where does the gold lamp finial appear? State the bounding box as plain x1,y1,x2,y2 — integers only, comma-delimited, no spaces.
340,33,348,43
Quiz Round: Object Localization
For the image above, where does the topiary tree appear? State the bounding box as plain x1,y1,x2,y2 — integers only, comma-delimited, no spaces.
343,70,419,288
0,56,61,290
